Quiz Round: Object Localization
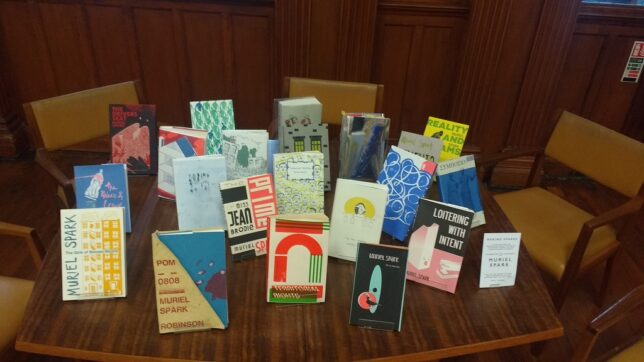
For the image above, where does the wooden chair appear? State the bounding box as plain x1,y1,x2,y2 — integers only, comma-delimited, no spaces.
0,222,45,355
477,110,644,312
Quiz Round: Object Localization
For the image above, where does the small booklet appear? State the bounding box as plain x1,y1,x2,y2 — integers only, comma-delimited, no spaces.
423,116,469,161
190,99,236,154
221,129,268,180
109,104,158,175
479,233,521,288
436,154,486,227
158,126,207,200
397,130,443,164
273,151,324,214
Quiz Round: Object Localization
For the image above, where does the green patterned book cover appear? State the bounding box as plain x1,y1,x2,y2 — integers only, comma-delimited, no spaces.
273,151,324,215
190,100,236,154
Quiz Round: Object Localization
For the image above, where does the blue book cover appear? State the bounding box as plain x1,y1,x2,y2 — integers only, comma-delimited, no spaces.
436,155,486,227
74,164,131,233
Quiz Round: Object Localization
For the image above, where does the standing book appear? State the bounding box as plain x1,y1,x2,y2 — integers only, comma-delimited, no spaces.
397,130,443,164
266,214,329,303
60,207,126,300
349,243,408,331
158,126,207,200
339,113,390,180
276,97,322,150
273,151,324,214
221,129,268,180
329,179,388,261
152,229,228,333
190,99,235,155
407,199,474,293
74,163,131,233
220,174,278,260
423,116,469,161
109,104,157,174
436,154,486,227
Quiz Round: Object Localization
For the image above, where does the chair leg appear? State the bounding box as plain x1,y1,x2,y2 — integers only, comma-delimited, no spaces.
530,341,546,357
596,255,616,308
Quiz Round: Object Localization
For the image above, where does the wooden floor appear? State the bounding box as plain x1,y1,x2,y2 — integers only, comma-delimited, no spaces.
0,153,642,362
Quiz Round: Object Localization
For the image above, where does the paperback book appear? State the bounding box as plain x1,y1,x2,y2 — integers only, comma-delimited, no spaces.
221,129,268,180
267,139,279,174
109,104,157,175
397,130,443,163
423,116,469,161
158,126,207,200
339,113,390,180
436,154,486,227
273,151,324,214
275,97,322,149
190,99,235,155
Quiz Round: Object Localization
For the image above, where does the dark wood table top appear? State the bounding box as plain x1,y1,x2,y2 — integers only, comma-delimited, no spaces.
16,171,562,361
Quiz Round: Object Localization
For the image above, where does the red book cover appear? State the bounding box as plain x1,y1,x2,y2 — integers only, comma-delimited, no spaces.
157,126,207,200
110,104,157,175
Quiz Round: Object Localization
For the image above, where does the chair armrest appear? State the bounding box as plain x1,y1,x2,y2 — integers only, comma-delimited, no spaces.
591,284,644,332
584,195,643,230
475,147,545,187
0,222,45,269
35,148,75,207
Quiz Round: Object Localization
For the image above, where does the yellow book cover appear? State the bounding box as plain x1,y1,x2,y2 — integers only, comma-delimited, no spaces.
423,116,469,161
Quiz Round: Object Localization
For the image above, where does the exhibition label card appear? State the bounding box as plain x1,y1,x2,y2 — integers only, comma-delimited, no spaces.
479,233,521,288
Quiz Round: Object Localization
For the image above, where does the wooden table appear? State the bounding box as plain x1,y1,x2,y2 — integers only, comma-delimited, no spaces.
16,173,562,361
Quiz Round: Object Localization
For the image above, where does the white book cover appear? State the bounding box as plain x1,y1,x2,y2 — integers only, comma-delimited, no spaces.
221,129,268,180
173,155,227,230
397,130,443,163
277,97,322,151
479,233,521,288
60,207,127,301
329,179,388,261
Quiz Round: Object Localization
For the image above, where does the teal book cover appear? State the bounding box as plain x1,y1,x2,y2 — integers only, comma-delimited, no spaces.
190,100,236,155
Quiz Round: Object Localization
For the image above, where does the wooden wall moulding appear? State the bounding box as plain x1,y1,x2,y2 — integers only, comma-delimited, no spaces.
378,0,468,15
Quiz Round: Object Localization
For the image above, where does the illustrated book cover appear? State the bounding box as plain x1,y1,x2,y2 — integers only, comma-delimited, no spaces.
152,229,228,333
220,174,278,260
436,154,486,227
339,113,390,180
190,99,235,155
60,207,126,301
266,213,329,303
276,97,322,148
423,116,469,161
407,199,474,293
397,130,443,163
221,129,268,180
349,243,408,331
109,104,157,175
273,151,324,214
158,126,207,200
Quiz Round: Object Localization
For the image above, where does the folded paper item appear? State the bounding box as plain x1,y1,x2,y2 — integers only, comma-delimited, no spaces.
436,259,461,279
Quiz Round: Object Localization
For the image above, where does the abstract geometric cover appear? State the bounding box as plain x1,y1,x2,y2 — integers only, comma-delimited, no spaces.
152,229,228,333
436,155,486,227
158,126,207,200
221,129,268,180
190,99,235,155
339,113,390,181
397,130,443,164
273,151,324,214
423,116,469,162
109,104,157,175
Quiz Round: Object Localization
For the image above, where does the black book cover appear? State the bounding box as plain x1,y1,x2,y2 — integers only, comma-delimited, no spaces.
109,104,157,175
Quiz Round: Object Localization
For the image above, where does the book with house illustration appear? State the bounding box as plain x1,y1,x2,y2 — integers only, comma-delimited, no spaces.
339,113,390,180
423,116,469,161
158,126,207,200
109,104,157,175
349,243,408,331
329,178,388,262
397,130,443,164
152,228,228,333
407,199,474,293
221,129,268,180
436,154,486,227
173,155,227,230
273,151,324,214
60,207,126,301
220,174,278,260
74,163,131,233
276,97,322,149
266,213,329,303
190,99,236,155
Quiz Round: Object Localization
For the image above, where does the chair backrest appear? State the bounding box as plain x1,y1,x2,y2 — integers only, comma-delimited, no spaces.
283,77,384,125
24,81,143,150
545,111,644,197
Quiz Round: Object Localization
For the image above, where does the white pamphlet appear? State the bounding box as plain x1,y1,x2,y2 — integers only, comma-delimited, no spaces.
479,233,521,288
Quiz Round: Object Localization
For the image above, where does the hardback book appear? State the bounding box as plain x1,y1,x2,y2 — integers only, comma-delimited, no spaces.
266,213,329,303
173,155,227,230
109,104,157,175
377,146,437,241
423,116,469,161
60,207,126,301
190,99,236,155
349,243,408,331
152,229,228,333
221,129,268,180
276,97,322,148
220,174,278,260
339,113,390,180
158,126,207,200
397,130,443,164
273,151,324,214
436,154,486,227
329,179,388,261
74,163,131,233
407,199,474,293
267,139,279,174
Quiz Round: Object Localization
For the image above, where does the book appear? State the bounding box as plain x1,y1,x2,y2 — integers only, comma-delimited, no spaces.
329,179,388,261
266,213,329,303
109,104,157,175
397,130,443,164
377,146,437,241
339,113,390,180
276,97,322,149
190,99,235,155
173,155,227,230
436,154,486,227
267,139,279,174
349,243,408,331
407,199,474,293
152,229,228,333
273,151,324,214
158,126,207,200
479,233,521,288
74,163,131,233
221,129,268,180
423,116,469,161
60,207,126,300
220,174,278,260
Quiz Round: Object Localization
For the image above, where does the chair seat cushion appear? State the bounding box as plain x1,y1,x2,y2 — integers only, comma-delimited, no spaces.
494,187,618,280
0,276,34,351
609,337,644,362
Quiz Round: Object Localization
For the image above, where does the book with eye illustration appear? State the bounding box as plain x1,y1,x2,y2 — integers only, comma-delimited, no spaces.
221,129,268,180
406,199,474,293
109,104,157,175
275,97,322,151
273,151,324,214
339,113,390,181
158,126,207,200
397,130,443,164
436,154,486,228
423,116,469,162
190,99,235,155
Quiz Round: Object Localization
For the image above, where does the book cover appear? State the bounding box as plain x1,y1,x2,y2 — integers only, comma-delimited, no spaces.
276,97,322,149
329,179,388,261
479,233,521,288
267,139,279,174
221,130,268,180
266,214,329,303
190,99,235,155
349,243,408,331
158,126,207,200
339,113,390,180
74,163,131,233
220,174,278,260
407,199,474,293
397,130,443,163
273,151,324,214
423,116,469,161
173,155,227,230
152,229,228,333
109,104,157,175
60,207,126,301
377,146,437,241
436,154,486,227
